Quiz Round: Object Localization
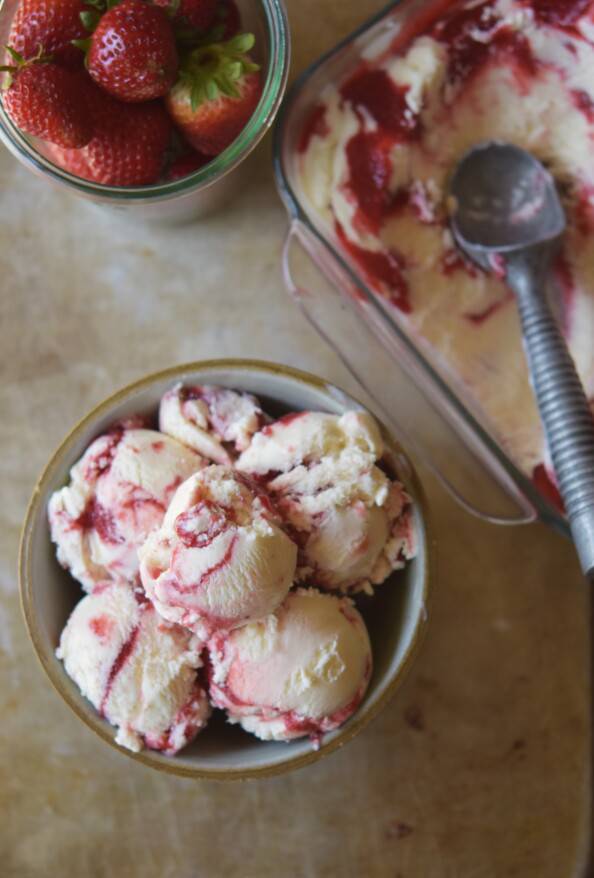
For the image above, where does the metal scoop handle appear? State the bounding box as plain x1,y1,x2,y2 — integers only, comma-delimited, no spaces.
508,253,594,578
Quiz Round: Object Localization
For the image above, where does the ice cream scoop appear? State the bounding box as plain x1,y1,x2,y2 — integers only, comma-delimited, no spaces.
48,427,203,591
159,383,266,465
237,411,416,592
208,588,372,743
138,465,298,638
236,409,383,474
57,581,211,754
450,141,594,577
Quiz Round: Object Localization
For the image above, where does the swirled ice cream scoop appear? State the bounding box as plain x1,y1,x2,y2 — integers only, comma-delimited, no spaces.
48,427,203,591
159,383,266,465
57,581,211,754
208,588,372,743
236,409,383,474
138,466,297,639
237,411,416,592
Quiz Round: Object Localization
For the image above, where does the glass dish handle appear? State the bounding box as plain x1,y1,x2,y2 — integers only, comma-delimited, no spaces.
283,220,537,526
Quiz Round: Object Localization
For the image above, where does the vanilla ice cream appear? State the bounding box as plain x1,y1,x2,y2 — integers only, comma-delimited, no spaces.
57,581,210,754
48,428,203,591
159,383,267,465
208,588,372,743
237,411,416,592
298,0,594,499
138,466,298,639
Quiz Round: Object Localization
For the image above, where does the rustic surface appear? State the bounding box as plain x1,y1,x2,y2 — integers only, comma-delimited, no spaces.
0,1,591,876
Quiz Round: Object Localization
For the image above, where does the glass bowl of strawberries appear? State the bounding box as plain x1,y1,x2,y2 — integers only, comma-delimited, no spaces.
0,0,288,220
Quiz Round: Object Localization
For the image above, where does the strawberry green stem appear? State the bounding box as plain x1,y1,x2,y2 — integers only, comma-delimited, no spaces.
176,33,259,110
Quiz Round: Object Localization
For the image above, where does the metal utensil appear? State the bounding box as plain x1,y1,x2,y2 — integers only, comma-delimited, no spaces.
450,140,594,578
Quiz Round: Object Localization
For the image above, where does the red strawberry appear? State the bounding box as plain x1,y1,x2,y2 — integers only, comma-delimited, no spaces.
7,0,88,68
2,58,93,147
87,0,178,102
47,141,93,177
166,33,262,156
153,0,218,33
49,85,173,185
165,149,210,180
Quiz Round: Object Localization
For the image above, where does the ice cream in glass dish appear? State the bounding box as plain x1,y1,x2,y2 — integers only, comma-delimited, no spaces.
296,0,594,509
48,383,417,756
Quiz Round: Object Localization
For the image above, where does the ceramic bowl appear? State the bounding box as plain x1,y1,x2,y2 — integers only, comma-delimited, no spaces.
19,359,434,778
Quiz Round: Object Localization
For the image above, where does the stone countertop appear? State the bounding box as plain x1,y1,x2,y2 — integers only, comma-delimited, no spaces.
0,1,591,876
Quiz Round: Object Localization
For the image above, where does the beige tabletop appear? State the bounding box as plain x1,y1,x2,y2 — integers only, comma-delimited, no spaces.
1,1,592,875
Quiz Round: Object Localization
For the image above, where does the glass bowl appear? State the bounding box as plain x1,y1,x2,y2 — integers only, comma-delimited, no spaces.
0,0,289,222
19,359,433,779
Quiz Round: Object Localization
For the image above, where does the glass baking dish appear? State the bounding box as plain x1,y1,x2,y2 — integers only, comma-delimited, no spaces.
273,0,573,535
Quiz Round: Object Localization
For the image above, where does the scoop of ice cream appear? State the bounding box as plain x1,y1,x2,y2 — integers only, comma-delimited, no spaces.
138,465,297,639
159,383,266,465
236,410,383,475
48,428,204,592
237,411,416,592
208,588,372,742
57,581,210,754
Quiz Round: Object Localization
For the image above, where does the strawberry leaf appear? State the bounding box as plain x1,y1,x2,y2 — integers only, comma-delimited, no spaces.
218,77,238,98
72,37,92,53
80,10,100,31
5,46,25,65
206,79,219,100
190,80,204,111
226,33,254,54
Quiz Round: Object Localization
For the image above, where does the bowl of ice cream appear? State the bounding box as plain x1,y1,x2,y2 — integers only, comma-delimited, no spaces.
19,359,433,778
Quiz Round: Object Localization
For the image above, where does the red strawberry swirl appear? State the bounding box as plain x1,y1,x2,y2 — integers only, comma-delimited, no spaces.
174,500,233,548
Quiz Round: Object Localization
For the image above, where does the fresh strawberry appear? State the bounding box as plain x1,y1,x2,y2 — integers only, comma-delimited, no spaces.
165,149,210,180
166,33,261,156
2,56,93,147
87,0,178,102
47,141,93,178
84,97,172,184
154,0,218,33
49,85,173,184
7,0,88,68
